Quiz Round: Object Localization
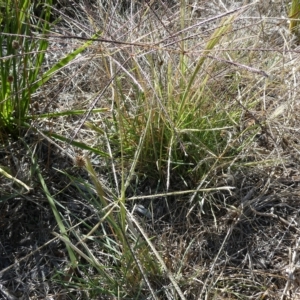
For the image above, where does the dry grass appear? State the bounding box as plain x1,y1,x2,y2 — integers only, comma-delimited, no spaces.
1,0,300,299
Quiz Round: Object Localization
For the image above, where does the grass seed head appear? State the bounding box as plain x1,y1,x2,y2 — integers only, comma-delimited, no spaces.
74,155,86,168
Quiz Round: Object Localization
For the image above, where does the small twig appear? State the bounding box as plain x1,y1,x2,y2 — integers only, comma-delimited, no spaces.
206,54,268,77
250,206,300,233
68,57,131,144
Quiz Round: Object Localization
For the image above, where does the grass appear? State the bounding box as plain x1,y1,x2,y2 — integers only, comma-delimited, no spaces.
0,0,51,134
289,0,300,36
1,0,300,299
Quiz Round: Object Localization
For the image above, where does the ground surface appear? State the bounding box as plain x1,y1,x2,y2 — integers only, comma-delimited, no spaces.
1,0,300,299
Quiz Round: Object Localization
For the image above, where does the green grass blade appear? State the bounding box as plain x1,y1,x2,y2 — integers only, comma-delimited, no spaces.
289,0,300,34
180,15,235,114
30,151,77,267
44,131,109,157
30,32,102,93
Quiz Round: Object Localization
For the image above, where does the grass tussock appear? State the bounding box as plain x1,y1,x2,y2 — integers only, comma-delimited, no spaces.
1,0,300,299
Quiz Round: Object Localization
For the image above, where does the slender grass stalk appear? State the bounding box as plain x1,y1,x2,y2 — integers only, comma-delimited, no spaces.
83,157,161,295
0,0,52,133
30,31,102,92
180,14,236,116
29,147,77,268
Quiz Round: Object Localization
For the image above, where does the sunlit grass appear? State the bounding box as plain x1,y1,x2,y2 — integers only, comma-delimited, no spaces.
1,0,298,299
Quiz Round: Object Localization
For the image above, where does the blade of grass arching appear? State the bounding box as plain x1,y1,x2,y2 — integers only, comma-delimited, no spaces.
55,169,123,267
30,151,77,267
179,15,235,116
44,131,109,158
84,121,105,135
84,157,121,234
29,31,102,93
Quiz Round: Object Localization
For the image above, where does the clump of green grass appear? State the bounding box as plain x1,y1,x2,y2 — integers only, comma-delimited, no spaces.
0,0,100,138
0,0,51,135
92,15,243,190
57,2,298,298
43,2,256,299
